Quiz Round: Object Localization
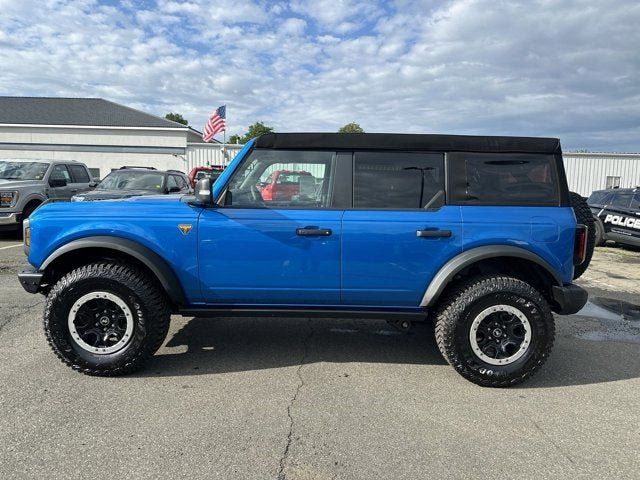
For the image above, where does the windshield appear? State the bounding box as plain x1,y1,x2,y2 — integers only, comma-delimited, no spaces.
0,161,49,180
97,171,165,191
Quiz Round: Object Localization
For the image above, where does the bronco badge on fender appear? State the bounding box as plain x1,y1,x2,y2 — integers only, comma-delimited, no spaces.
178,224,192,235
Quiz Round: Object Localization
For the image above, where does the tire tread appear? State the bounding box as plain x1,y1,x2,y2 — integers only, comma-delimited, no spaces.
435,275,555,387
43,262,170,376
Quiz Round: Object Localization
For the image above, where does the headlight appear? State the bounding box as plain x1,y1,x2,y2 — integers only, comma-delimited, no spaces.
0,191,18,207
23,218,30,253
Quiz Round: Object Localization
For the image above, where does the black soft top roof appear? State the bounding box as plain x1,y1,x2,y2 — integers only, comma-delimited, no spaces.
255,133,561,154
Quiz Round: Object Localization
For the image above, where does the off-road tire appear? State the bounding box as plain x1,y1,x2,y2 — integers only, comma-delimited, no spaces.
569,191,595,279
434,276,555,387
594,218,605,247
44,262,171,376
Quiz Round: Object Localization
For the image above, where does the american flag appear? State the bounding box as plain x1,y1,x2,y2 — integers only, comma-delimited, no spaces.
203,105,226,142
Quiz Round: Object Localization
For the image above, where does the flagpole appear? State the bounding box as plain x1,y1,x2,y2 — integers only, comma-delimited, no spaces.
223,128,226,167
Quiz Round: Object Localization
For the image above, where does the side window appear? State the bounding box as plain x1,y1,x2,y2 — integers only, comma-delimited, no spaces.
225,150,335,208
167,175,179,191
50,165,71,182
353,152,445,209
631,194,640,210
88,168,101,181
610,194,633,209
68,164,90,183
175,175,188,190
449,153,559,206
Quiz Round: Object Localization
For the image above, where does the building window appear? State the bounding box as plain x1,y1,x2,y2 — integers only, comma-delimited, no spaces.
606,176,621,189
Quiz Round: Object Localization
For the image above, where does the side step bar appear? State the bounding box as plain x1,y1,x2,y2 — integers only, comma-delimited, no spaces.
179,308,428,321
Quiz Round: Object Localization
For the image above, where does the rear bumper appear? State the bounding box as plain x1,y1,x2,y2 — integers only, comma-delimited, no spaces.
18,268,44,294
551,284,588,315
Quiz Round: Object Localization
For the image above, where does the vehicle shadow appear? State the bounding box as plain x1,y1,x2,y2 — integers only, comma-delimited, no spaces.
523,334,640,389
141,317,446,377
0,231,20,240
140,316,640,388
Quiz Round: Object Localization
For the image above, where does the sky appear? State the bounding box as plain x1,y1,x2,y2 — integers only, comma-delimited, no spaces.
0,0,639,151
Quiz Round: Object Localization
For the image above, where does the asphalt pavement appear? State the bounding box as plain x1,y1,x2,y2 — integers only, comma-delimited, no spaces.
1,233,639,479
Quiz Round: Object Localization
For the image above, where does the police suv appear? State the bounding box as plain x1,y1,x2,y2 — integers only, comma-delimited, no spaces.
588,187,640,247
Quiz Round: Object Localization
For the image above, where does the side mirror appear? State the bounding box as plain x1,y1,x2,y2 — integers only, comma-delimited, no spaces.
49,178,67,188
89,181,98,188
194,178,213,205
168,186,181,193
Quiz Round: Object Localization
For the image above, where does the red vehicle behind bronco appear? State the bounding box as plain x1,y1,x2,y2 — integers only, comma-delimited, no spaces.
258,169,313,201
188,165,225,188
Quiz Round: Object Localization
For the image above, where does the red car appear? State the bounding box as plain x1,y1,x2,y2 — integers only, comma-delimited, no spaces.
258,170,314,201
188,165,225,188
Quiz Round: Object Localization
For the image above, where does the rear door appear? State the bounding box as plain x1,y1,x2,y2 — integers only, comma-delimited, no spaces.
67,164,92,196
341,151,462,307
198,149,343,305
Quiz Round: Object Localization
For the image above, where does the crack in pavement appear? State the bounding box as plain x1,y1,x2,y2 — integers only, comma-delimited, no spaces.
533,421,576,467
0,300,44,335
277,320,314,480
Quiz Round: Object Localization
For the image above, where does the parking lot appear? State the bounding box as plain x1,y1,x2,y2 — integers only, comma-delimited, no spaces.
1,234,638,479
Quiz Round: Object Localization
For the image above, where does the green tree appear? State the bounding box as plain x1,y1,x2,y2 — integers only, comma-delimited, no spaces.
338,122,364,133
164,112,188,126
229,121,274,144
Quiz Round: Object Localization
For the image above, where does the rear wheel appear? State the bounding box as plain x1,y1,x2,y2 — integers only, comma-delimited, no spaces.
43,262,171,376
569,191,595,279
594,218,605,246
435,276,555,387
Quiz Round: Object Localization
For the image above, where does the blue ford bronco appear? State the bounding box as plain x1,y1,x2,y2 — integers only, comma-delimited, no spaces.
18,133,590,387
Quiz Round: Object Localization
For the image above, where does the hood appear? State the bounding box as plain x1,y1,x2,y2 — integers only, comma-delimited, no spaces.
0,178,44,189
31,193,193,223
73,189,157,201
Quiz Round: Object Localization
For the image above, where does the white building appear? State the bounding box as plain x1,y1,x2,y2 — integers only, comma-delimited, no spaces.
0,97,211,179
563,152,640,196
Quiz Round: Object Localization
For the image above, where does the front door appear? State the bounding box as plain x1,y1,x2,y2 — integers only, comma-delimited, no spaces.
341,151,462,307
198,149,342,305
47,164,73,200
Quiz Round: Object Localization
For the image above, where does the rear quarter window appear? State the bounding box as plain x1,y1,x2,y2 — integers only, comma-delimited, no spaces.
448,153,559,206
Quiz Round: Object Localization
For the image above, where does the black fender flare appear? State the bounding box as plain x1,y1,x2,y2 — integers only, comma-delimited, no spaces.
419,245,563,307
40,236,186,306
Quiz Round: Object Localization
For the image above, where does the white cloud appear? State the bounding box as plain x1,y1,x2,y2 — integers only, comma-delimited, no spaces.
0,0,639,150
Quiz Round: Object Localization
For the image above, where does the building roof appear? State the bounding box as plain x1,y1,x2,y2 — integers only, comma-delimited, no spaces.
255,132,562,154
0,96,187,129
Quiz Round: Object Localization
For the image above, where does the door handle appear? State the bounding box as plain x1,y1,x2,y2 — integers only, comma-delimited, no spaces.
70,189,78,193
416,229,452,238
296,227,332,236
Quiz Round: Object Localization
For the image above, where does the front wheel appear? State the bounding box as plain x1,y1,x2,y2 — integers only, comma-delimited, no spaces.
435,276,555,387
43,262,171,376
